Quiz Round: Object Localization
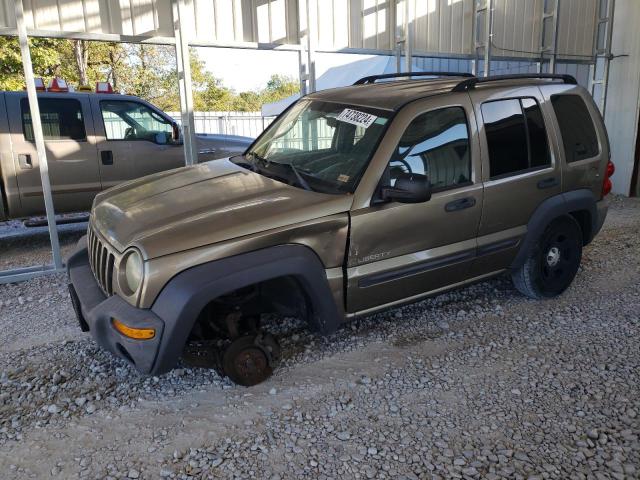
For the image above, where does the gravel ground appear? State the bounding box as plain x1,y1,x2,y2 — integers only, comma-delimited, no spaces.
0,196,638,479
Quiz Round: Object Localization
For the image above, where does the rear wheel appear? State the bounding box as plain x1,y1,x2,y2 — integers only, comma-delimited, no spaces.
511,216,583,299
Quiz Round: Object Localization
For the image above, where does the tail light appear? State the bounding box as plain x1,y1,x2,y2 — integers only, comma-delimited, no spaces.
602,160,615,197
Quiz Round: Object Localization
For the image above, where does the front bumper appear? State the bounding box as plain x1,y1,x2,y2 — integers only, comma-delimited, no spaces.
67,236,164,373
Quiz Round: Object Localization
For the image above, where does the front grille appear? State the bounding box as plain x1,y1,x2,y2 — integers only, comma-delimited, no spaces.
87,225,115,296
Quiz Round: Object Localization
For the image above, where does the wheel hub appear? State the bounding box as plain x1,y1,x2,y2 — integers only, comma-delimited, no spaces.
546,246,561,267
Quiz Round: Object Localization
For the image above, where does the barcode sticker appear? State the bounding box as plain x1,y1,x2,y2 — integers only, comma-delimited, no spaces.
336,109,378,128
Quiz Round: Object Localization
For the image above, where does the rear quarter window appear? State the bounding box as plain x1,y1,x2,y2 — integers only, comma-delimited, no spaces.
551,94,599,163
21,98,86,142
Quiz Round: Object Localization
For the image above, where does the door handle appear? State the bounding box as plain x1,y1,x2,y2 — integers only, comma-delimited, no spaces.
18,154,32,169
445,197,476,212
537,177,559,189
101,150,113,165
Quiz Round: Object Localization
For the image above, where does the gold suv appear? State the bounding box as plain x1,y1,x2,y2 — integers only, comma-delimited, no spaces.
68,73,614,386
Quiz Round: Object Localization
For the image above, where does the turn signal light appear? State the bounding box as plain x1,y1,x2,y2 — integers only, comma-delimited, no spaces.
111,318,155,340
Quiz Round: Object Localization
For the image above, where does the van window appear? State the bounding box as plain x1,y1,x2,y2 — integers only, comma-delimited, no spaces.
551,94,599,162
482,98,551,179
21,98,86,142
100,100,173,144
388,107,471,191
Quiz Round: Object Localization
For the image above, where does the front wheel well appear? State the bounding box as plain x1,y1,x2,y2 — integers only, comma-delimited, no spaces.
188,275,311,341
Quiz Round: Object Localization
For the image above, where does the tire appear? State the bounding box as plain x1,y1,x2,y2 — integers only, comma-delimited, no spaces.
511,216,583,299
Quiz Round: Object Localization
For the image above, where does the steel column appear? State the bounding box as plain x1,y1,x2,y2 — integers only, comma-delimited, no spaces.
472,0,493,77
173,0,198,166
13,0,63,271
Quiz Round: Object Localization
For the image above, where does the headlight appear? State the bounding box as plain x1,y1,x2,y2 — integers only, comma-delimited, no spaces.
120,249,143,295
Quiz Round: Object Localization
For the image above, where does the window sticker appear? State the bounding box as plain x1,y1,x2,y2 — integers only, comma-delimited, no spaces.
337,174,350,183
337,108,378,128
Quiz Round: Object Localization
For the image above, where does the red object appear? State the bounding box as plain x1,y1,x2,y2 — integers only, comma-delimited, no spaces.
24,78,46,91
95,81,114,94
47,77,69,92
602,160,615,197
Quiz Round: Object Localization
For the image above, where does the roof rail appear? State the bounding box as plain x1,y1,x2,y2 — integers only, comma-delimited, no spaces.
354,71,475,85
452,73,578,92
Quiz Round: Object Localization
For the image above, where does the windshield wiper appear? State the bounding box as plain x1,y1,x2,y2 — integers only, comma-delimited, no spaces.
246,152,313,192
280,161,313,192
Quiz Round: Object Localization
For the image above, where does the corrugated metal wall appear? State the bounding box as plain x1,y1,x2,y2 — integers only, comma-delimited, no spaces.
0,0,598,60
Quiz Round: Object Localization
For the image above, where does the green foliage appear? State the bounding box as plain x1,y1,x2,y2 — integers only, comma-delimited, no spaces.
0,37,68,90
0,38,299,112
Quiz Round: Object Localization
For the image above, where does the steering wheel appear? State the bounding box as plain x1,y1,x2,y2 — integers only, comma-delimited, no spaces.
124,127,136,140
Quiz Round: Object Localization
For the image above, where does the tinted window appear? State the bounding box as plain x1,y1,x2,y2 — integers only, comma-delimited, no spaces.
482,98,551,178
522,98,551,168
101,100,173,143
551,94,599,162
388,107,471,191
21,98,86,141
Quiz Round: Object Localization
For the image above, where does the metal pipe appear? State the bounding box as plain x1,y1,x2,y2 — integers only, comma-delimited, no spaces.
404,0,412,74
483,0,493,77
14,0,63,270
173,0,198,166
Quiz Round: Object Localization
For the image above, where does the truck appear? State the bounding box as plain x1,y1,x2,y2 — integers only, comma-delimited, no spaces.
0,87,253,220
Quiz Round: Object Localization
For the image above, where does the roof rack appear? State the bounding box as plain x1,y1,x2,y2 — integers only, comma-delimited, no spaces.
354,71,475,85
452,73,578,92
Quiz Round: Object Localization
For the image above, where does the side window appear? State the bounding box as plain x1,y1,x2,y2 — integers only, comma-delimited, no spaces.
100,100,173,144
551,94,599,162
21,98,86,141
389,107,471,191
482,98,551,179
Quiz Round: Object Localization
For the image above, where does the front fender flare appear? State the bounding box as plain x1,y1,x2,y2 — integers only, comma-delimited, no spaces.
150,244,343,374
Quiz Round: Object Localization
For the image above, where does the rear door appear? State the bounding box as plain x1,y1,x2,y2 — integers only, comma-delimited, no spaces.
6,92,100,216
91,96,184,190
468,85,560,275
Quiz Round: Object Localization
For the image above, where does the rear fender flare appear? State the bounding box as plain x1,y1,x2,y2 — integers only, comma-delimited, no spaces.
150,244,343,374
510,189,597,270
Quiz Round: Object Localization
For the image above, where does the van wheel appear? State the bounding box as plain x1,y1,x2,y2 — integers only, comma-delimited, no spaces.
511,216,583,299
222,333,280,387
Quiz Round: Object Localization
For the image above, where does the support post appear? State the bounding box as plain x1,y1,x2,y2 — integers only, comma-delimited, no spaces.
404,0,413,74
14,0,63,270
305,0,316,93
173,0,198,166
483,0,493,77
297,0,316,94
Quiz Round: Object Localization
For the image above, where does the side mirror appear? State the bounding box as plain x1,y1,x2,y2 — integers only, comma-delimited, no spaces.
171,123,182,144
381,173,431,204
154,132,167,145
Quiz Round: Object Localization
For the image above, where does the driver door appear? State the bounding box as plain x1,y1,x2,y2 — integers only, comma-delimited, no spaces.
91,97,184,190
346,94,483,313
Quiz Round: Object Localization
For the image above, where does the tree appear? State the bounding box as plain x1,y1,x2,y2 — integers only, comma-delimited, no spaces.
0,38,299,112
0,37,68,90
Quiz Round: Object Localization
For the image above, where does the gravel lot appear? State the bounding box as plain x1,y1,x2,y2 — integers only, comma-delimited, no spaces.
0,196,638,480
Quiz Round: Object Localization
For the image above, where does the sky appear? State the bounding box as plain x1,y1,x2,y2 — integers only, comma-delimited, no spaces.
195,47,299,92
195,48,399,93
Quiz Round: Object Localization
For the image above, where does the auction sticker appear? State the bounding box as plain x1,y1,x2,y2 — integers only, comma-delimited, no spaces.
336,108,377,128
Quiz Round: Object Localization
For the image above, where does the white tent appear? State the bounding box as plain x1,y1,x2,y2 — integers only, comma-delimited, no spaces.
261,54,424,117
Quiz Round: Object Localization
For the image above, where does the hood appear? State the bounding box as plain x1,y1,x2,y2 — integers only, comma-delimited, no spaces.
91,159,352,259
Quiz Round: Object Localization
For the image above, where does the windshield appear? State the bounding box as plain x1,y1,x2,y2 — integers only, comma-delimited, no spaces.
234,100,391,194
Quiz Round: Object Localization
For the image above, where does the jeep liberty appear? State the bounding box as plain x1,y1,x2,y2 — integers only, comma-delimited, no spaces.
67,73,613,386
